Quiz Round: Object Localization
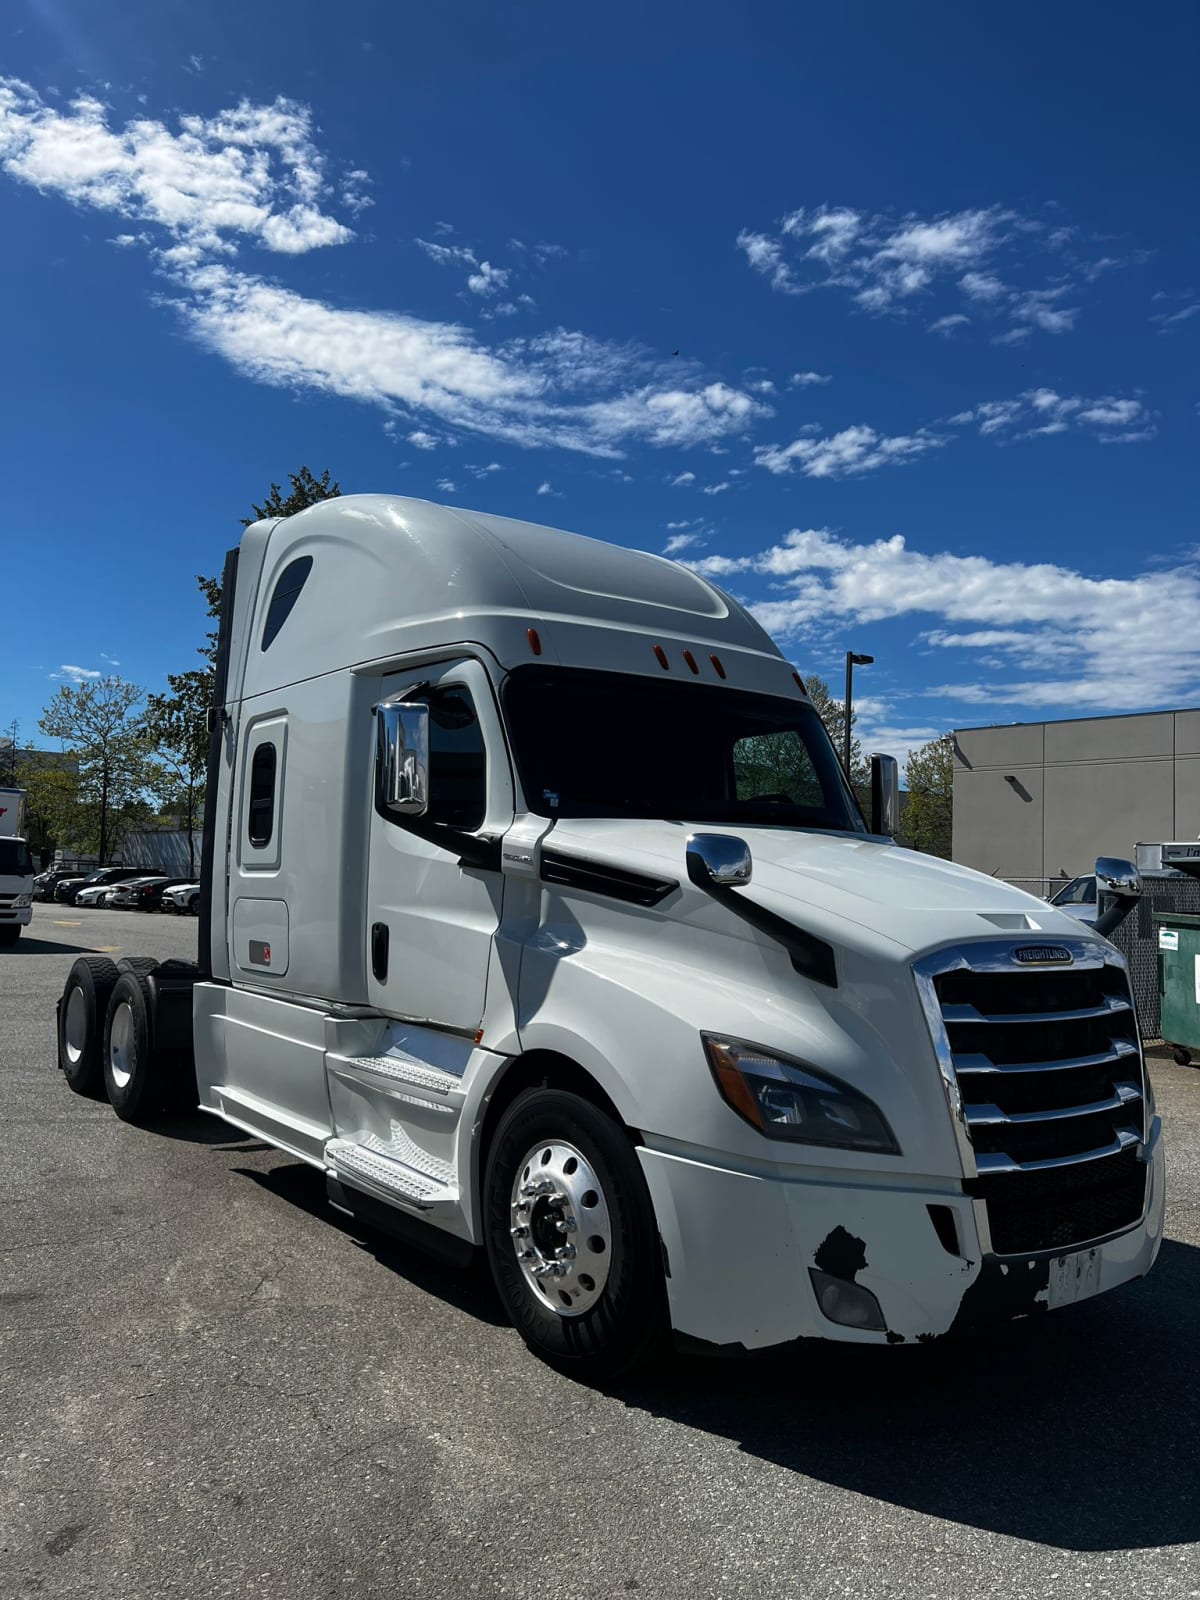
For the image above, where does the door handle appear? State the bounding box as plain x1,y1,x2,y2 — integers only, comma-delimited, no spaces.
371,921,389,982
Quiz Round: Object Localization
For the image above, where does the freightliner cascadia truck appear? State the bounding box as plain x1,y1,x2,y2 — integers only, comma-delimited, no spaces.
54,496,1163,1374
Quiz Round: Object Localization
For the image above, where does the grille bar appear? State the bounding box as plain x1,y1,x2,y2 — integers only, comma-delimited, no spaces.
964,1082,1142,1127
975,1128,1142,1176
953,1039,1138,1075
941,994,1132,1026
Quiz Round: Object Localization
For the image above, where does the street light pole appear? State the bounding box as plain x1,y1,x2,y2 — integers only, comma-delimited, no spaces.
844,651,874,778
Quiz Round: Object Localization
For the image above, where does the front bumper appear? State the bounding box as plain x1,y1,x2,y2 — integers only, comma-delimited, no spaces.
0,905,32,927
637,1120,1165,1349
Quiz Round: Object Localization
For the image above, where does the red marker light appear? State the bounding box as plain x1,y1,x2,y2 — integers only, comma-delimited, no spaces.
793,671,807,693
682,649,699,675
527,628,542,656
710,654,727,680
653,645,670,669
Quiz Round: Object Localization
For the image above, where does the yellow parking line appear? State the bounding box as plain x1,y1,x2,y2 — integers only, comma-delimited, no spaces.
94,946,121,953
51,920,82,926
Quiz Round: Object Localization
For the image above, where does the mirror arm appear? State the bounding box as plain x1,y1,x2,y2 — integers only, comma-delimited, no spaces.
396,814,502,871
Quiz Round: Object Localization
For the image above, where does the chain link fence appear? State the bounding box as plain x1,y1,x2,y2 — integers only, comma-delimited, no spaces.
1106,874,1200,1041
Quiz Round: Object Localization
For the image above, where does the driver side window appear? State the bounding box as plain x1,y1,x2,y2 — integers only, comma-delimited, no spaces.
425,687,487,830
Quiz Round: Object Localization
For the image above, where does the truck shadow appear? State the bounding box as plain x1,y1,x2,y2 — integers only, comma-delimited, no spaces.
618,1236,1200,1552
235,1160,509,1328
6,935,104,955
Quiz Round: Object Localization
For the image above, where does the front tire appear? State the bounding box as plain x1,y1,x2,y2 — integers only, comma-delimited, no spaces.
57,956,120,1094
484,1087,668,1378
0,925,20,945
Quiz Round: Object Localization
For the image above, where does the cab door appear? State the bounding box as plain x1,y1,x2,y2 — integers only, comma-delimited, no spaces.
364,658,511,1030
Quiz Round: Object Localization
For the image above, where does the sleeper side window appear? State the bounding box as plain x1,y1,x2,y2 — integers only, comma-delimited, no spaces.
248,743,277,847
240,715,287,870
261,556,313,651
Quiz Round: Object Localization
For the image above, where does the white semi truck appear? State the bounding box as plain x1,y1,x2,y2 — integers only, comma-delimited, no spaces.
55,497,1163,1372
0,787,34,943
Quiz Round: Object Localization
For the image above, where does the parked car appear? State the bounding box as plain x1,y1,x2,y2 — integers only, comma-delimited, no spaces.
129,877,196,912
53,874,92,904
63,865,159,906
1047,874,1098,924
75,882,119,908
161,882,201,915
108,876,170,908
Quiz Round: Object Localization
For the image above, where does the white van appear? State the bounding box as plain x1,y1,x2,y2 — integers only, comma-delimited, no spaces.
0,833,35,943
54,497,1163,1373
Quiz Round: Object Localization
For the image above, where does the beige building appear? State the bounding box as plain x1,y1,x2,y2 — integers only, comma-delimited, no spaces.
953,708,1200,891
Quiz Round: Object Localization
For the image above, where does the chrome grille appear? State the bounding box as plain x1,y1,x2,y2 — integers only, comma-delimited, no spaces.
915,940,1149,1255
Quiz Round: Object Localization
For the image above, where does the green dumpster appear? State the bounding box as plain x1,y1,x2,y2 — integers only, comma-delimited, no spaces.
1155,911,1200,1066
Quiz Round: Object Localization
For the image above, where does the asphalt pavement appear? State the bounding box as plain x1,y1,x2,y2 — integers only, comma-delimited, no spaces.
3,903,1200,1599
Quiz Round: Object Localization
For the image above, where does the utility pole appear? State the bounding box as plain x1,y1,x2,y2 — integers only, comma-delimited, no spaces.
844,651,874,778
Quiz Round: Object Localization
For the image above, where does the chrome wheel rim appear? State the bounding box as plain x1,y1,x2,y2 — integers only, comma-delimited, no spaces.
64,986,87,1065
109,1000,135,1090
509,1139,612,1317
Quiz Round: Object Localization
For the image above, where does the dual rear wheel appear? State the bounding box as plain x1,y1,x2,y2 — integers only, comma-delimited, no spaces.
57,956,192,1120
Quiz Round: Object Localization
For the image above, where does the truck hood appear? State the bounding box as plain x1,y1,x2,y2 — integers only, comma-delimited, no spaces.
541,818,1093,958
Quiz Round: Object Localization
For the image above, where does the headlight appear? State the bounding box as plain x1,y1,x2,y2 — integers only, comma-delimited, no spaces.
702,1035,900,1154
15,894,31,908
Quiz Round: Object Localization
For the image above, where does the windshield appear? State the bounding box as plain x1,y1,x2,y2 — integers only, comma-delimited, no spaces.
503,666,866,831
1052,876,1096,906
0,839,34,875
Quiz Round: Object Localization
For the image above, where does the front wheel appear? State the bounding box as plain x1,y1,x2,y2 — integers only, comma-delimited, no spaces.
484,1087,668,1378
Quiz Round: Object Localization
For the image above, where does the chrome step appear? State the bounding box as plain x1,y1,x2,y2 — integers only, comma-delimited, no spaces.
325,1136,457,1211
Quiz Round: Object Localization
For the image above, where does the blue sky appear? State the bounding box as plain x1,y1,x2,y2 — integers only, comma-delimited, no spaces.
2,0,1197,765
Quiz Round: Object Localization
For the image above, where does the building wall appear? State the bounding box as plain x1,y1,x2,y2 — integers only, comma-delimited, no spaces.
953,708,1200,886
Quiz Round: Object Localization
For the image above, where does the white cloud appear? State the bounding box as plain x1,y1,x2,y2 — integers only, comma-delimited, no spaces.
663,531,705,554
688,526,1200,713
464,461,502,478
51,664,102,682
174,265,765,456
407,429,439,449
1010,286,1078,334
789,370,831,387
436,477,457,493
416,237,476,268
928,313,969,336
754,424,944,479
1151,300,1200,330
739,202,1107,338
669,470,696,487
466,260,509,297
0,79,353,257
702,480,729,495
736,229,800,294
951,389,1154,442
959,271,1006,301
536,480,561,496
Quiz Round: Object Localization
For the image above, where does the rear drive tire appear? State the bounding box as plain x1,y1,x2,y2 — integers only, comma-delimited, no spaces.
103,971,168,1123
484,1087,668,1378
118,955,160,980
58,956,120,1095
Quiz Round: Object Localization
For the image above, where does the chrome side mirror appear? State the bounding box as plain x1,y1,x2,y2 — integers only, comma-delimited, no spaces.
686,833,752,889
1096,857,1141,900
870,753,900,838
376,699,429,817
1093,856,1141,939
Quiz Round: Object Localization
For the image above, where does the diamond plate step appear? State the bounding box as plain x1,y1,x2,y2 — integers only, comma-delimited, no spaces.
325,1136,457,1212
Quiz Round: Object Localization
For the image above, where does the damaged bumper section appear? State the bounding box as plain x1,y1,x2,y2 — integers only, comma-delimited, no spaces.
637,1119,1165,1350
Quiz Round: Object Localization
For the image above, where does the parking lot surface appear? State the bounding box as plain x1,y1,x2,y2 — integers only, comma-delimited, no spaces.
4,902,1200,1599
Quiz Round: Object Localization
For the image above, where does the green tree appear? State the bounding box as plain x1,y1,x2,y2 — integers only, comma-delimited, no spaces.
39,677,154,862
904,732,954,858
0,718,19,783
803,673,869,795
145,670,211,875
